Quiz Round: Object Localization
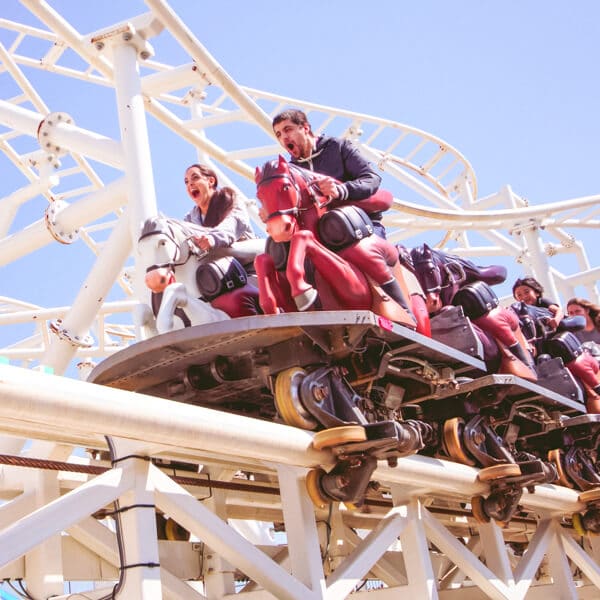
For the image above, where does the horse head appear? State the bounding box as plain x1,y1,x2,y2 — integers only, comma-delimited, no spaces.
256,155,323,243
138,216,234,334
138,216,195,293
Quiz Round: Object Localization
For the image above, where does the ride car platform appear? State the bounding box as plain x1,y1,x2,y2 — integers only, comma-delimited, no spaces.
89,310,487,410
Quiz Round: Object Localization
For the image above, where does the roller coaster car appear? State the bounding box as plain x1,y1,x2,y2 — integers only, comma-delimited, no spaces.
89,310,598,521
516,414,600,492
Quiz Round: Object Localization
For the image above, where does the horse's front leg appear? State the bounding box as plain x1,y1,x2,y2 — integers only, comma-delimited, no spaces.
287,230,370,310
255,253,295,314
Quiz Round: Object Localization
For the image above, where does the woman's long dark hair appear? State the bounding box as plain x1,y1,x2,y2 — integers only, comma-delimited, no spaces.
187,163,236,227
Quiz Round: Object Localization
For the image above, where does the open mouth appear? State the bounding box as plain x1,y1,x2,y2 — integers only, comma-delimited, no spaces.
287,143,294,151
191,189,200,198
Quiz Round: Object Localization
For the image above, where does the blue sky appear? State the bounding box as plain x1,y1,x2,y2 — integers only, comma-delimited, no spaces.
1,1,599,353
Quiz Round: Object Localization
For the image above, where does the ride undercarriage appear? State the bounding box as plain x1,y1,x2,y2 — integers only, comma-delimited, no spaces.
89,305,600,528
3,2,600,599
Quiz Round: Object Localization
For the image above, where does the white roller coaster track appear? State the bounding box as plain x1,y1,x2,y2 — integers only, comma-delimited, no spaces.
0,2,600,598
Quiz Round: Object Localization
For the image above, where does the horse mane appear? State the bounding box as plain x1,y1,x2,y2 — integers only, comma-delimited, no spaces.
139,214,204,243
139,214,168,241
258,158,284,182
412,244,489,276
259,157,318,190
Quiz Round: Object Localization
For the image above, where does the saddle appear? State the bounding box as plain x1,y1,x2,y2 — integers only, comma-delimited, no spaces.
196,256,248,301
451,281,500,320
318,205,374,249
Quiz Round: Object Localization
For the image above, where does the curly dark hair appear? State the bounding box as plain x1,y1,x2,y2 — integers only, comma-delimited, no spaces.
512,276,544,298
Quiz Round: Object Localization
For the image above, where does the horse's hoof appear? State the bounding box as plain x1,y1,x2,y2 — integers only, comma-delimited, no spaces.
294,288,318,311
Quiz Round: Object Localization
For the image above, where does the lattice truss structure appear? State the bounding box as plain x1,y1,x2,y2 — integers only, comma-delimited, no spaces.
1,1,599,372
0,2,600,599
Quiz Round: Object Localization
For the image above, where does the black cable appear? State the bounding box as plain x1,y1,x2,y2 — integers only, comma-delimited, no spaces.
16,580,35,600
102,503,155,517
103,437,126,600
5,579,33,600
110,454,151,466
120,562,160,571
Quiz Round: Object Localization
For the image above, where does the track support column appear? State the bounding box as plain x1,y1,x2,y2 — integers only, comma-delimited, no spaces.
92,24,159,323
277,465,326,597
109,438,162,600
392,490,439,599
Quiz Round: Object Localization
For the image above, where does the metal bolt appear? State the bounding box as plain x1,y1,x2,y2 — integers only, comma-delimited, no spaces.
474,432,485,445
140,50,150,60
312,385,328,402
123,32,133,41
95,42,104,51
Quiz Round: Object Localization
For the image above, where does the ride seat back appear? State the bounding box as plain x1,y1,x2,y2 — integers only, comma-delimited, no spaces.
452,281,500,320
265,237,289,271
543,331,583,365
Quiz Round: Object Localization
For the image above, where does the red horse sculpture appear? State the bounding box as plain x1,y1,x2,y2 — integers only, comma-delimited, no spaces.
254,156,427,330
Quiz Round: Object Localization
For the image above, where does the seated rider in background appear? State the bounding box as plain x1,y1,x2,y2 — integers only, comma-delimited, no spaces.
183,163,255,250
511,278,600,411
271,108,388,239
567,297,600,346
512,276,564,331
145,163,260,317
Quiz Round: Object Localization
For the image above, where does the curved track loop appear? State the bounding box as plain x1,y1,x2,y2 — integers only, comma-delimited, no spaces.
1,5,600,600
0,6,599,372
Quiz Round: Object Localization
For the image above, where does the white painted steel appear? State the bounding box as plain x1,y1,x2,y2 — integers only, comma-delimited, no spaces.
0,99,124,168
143,0,274,136
0,178,128,267
40,213,133,376
0,362,597,597
0,363,587,515
1,3,600,598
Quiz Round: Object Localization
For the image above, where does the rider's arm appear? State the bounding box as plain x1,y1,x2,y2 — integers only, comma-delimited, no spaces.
206,202,255,248
337,138,381,202
547,302,564,329
540,297,564,329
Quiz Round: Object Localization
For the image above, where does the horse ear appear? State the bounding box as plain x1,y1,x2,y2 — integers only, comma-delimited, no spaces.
254,165,262,184
277,154,288,172
423,243,430,251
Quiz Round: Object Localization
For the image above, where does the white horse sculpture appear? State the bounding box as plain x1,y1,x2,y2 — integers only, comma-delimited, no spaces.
137,215,264,337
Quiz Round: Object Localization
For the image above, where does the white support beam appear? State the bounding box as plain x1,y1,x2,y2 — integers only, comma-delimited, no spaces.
325,508,407,599
24,468,64,597
0,465,131,568
276,465,326,595
41,212,132,375
109,439,163,600
397,500,438,600
143,0,274,138
0,99,124,168
0,177,128,266
152,465,317,600
423,507,513,600
478,521,515,587
545,521,578,599
560,528,600,589
512,519,554,598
